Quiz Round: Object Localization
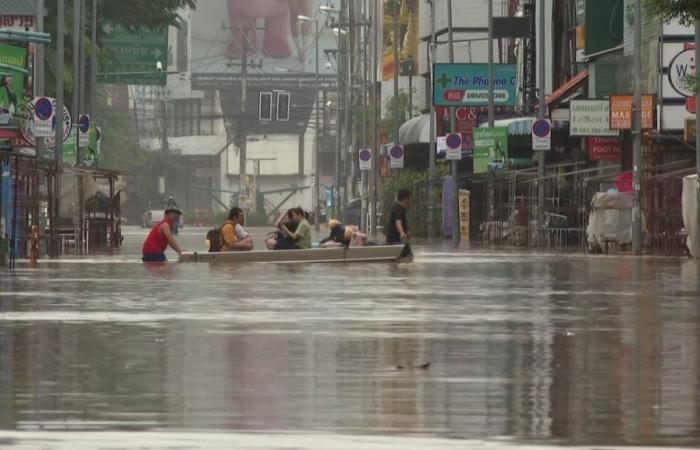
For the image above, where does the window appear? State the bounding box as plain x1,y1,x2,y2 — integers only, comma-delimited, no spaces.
259,92,273,121
276,92,290,121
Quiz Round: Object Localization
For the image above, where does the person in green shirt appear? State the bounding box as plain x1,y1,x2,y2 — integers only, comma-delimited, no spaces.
278,207,311,249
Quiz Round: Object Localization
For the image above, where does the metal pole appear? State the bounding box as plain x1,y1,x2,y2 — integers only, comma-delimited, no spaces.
393,0,400,152
334,3,344,219
537,0,546,230
90,0,97,117
370,0,379,238
487,0,494,127
695,22,700,258
447,0,460,247
631,0,643,254
35,0,45,160
54,0,65,258
314,19,321,231
240,33,248,211
343,0,352,215
72,0,80,121
361,0,369,232
428,0,436,240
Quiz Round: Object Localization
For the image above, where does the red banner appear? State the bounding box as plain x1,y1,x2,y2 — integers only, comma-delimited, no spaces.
587,137,622,161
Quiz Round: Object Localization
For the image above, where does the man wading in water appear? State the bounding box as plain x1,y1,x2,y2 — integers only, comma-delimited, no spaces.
142,206,185,262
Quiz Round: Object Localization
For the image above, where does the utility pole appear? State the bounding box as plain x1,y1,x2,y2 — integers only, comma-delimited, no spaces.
631,0,643,254
360,0,369,233
447,0,460,247
537,0,546,229
240,33,248,210
72,0,82,166
314,19,321,231
487,0,495,227
90,0,97,117
343,0,352,215
370,0,379,238
695,22,700,259
54,0,65,258
392,0,400,158
427,0,436,239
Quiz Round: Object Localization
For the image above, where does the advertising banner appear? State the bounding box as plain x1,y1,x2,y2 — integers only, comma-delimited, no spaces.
587,137,622,161
433,63,517,107
570,99,619,136
382,0,419,81
473,127,508,174
609,94,655,130
191,0,340,76
0,44,28,125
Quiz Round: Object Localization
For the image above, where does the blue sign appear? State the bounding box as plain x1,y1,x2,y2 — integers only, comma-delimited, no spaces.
433,63,518,107
532,119,551,138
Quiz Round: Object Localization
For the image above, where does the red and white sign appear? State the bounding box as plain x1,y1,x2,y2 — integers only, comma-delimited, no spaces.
687,96,697,114
587,137,622,161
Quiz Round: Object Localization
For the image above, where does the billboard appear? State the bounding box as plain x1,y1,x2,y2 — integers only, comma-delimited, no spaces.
382,0,418,81
433,63,518,107
473,127,509,174
0,44,28,126
191,0,340,76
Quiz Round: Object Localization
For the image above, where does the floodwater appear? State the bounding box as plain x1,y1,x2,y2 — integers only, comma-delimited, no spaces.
1,227,699,449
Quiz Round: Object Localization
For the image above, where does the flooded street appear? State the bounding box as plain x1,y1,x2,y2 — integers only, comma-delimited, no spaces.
1,227,700,449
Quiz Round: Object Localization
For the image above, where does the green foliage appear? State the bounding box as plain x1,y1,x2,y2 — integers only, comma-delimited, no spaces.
382,90,420,142
644,0,700,24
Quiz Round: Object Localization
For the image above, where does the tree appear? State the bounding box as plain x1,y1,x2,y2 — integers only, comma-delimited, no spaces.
646,0,699,91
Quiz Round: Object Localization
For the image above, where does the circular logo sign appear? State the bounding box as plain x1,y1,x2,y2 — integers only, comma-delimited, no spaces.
390,145,404,159
445,133,462,149
359,149,372,161
668,48,696,98
79,114,90,133
34,97,53,121
532,119,551,138
21,98,72,147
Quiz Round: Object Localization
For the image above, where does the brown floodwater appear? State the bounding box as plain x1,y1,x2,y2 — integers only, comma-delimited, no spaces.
1,227,699,449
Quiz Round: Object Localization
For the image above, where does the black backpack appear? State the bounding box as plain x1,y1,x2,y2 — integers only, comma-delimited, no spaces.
206,227,222,253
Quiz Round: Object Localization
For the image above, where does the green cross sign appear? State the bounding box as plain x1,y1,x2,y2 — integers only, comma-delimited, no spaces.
437,72,452,89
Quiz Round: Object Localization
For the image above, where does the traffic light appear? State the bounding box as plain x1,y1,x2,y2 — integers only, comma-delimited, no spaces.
276,92,290,121
259,92,273,121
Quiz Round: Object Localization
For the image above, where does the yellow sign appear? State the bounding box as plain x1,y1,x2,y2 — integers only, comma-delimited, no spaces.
685,118,696,142
459,189,470,242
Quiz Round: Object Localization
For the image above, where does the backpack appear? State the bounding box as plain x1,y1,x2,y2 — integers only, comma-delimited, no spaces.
206,227,222,253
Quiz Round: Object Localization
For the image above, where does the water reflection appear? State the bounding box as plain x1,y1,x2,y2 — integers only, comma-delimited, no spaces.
1,233,699,446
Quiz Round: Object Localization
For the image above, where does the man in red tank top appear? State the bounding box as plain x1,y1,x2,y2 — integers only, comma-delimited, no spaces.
142,207,185,262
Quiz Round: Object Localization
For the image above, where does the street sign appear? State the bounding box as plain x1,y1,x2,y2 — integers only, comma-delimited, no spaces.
433,63,518,107
389,145,404,169
359,148,372,170
20,97,72,148
98,23,168,86
32,97,54,138
668,47,696,98
78,114,90,147
531,118,552,151
445,133,462,160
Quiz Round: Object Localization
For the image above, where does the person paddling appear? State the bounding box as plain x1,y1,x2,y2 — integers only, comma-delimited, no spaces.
142,206,185,262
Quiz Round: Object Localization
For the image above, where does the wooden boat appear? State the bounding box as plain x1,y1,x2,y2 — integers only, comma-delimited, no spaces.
179,245,410,264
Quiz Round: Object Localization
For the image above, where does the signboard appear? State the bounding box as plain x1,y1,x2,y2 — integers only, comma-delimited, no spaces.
0,44,28,125
531,118,552,151
433,63,518,107
668,47,696,98
62,125,78,165
191,0,341,77
31,97,54,138
609,94,655,130
19,97,72,148
587,137,622,161
570,99,619,136
78,114,90,146
687,96,696,114
458,189,470,242
358,148,372,171
389,145,404,169
445,133,462,160
99,23,168,86
473,127,508,174
436,136,447,154
685,118,696,142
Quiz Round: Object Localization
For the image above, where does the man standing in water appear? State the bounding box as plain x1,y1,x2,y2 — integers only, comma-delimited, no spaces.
386,189,410,245
142,206,185,262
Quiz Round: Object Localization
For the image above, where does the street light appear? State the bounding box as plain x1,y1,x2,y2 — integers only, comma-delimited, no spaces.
296,14,322,231
319,5,339,14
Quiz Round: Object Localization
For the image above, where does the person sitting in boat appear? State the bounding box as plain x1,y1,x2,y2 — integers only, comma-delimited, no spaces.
221,207,253,251
321,219,354,248
142,206,185,262
266,210,296,250
272,207,311,250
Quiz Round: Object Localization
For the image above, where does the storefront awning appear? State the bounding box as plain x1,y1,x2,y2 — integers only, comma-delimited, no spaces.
398,114,430,145
545,70,589,107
